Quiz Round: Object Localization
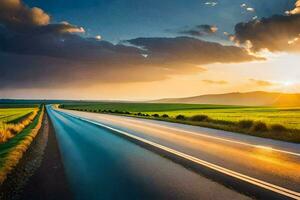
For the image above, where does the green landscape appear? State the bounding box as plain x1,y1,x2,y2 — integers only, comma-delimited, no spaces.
61,102,300,143
0,104,43,183
0,107,37,129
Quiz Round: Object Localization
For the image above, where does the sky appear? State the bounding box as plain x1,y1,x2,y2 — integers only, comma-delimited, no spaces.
0,0,300,100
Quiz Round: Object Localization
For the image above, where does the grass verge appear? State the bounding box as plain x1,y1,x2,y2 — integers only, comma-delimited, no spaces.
63,106,300,143
0,110,38,143
0,106,44,184
60,103,300,130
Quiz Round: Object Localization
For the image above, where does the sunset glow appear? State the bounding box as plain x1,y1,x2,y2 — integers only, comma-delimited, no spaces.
0,0,299,100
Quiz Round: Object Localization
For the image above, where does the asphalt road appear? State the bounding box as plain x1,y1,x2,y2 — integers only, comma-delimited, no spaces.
54,107,300,199
47,106,251,200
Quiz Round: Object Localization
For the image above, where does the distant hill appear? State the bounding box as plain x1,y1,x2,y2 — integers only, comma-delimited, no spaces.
150,91,300,106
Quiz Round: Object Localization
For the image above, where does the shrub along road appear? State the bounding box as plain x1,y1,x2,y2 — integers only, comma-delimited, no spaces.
61,104,300,143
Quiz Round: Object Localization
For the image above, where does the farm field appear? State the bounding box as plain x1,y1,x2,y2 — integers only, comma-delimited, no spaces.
62,103,247,113
61,102,300,143
0,105,43,183
62,103,300,129
145,107,300,130
0,108,37,129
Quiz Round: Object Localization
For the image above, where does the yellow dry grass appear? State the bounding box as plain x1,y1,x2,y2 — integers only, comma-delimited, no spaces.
0,107,44,184
0,109,38,143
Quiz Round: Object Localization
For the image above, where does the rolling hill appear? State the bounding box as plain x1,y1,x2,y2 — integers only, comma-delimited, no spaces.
150,91,300,106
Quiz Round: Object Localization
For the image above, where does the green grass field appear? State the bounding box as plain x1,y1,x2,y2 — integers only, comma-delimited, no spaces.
0,109,41,167
63,103,300,129
63,103,246,112
62,103,300,142
0,108,37,129
145,107,300,130
0,106,43,183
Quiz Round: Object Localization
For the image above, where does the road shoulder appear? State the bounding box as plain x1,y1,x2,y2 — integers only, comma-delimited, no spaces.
0,112,73,200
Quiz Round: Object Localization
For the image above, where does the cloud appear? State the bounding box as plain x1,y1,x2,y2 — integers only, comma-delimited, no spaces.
202,80,228,85
0,0,84,34
58,22,85,33
127,37,259,66
0,0,50,29
240,3,255,13
0,35,259,88
95,35,102,40
249,79,274,86
286,0,300,15
0,35,260,88
204,2,218,7
179,24,218,37
232,1,300,52
0,0,260,89
246,7,255,12
233,2,300,52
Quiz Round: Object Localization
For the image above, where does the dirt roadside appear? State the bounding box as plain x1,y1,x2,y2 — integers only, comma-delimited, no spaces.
0,112,73,200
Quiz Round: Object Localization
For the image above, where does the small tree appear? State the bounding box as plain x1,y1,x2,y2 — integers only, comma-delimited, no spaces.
162,114,169,118
176,115,186,120
190,115,209,122
251,121,268,132
238,120,254,129
270,124,287,133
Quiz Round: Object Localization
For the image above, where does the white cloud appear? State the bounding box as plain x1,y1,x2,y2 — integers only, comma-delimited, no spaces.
205,2,218,7
246,7,255,12
95,35,102,40
240,3,255,13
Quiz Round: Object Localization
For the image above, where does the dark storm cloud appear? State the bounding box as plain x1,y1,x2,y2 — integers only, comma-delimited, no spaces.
179,24,218,37
0,0,259,89
233,1,300,52
127,37,258,65
0,34,258,88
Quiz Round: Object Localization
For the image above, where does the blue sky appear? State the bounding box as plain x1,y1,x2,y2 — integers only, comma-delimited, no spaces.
24,0,295,42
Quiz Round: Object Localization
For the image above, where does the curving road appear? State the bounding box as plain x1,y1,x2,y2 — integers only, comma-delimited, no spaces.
48,106,300,199
47,106,251,200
